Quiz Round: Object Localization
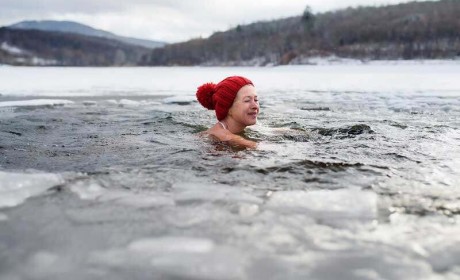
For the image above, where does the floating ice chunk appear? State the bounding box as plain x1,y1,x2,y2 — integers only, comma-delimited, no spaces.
129,237,215,254
112,194,174,208
426,238,460,272
163,203,231,227
173,182,263,204
30,251,59,266
106,99,118,105
27,251,59,275
266,189,377,221
0,171,64,208
307,248,434,280
109,99,161,107
162,95,196,105
69,180,174,208
149,246,246,280
90,236,215,264
0,212,8,221
91,236,246,279
19,251,75,279
69,181,106,200
82,100,97,106
118,99,141,106
238,204,260,217
0,99,74,108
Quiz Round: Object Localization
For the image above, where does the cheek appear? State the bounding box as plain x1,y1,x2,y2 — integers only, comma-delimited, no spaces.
231,103,244,113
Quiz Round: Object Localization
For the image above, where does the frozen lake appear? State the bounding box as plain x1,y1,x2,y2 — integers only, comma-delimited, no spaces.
1,61,459,97
1,63,460,279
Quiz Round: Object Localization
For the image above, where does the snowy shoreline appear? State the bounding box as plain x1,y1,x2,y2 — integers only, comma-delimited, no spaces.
2,57,460,68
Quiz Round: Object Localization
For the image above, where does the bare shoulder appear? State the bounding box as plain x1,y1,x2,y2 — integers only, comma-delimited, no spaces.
197,125,224,142
206,125,257,149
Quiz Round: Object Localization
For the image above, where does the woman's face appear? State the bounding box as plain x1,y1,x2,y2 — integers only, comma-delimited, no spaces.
228,85,259,126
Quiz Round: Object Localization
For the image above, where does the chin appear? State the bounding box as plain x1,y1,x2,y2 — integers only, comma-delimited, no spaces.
246,118,257,126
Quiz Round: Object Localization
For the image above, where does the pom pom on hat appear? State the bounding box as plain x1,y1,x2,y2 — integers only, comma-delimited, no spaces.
196,82,216,109
196,76,253,120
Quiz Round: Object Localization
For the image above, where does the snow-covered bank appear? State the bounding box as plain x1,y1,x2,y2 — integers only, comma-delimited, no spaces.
289,56,460,66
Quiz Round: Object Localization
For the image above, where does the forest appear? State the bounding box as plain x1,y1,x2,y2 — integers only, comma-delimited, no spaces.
144,0,460,66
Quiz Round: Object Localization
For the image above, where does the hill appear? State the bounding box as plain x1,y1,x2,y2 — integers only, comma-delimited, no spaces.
143,0,460,66
8,20,166,49
0,27,151,66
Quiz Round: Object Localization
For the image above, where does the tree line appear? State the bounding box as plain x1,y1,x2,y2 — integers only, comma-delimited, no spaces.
144,0,460,66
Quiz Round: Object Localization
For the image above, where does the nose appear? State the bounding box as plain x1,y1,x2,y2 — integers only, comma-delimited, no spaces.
251,99,259,109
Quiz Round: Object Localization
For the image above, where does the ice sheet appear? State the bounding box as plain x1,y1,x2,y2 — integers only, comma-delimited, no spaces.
0,63,459,97
0,170,64,208
0,99,74,107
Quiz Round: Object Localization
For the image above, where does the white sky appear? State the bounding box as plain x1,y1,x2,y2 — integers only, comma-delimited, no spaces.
0,0,436,43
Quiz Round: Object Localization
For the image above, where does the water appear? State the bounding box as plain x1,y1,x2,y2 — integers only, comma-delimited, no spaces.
1,63,460,279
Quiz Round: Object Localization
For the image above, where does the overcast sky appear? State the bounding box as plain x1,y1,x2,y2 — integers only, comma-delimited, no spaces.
0,0,435,43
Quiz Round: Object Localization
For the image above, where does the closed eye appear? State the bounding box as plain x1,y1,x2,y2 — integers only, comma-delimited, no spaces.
243,97,258,102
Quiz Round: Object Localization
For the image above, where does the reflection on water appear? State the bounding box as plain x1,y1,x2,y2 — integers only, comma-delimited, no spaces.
1,66,460,279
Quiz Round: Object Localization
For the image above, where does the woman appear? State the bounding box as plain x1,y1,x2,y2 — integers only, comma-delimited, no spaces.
196,76,259,149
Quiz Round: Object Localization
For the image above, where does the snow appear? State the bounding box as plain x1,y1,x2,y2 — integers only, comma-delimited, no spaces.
30,57,59,66
1,42,24,55
0,171,65,208
290,55,460,66
1,42,58,65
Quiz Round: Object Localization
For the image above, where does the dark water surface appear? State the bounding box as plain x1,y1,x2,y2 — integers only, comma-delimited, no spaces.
1,65,460,279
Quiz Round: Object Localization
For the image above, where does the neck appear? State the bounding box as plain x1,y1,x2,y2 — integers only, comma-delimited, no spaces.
220,117,245,134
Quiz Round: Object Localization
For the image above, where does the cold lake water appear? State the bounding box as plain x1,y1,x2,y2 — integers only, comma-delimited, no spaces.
0,62,460,279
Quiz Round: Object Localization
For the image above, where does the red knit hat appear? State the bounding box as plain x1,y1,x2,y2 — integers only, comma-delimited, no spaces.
196,76,253,120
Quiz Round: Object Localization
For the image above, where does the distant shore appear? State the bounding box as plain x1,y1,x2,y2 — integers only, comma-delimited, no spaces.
2,57,460,68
